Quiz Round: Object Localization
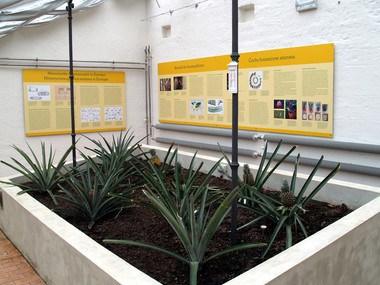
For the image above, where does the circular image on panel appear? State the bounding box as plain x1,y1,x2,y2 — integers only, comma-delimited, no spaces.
249,71,263,90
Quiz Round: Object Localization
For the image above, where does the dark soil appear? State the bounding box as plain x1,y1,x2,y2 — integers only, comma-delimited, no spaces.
27,172,351,285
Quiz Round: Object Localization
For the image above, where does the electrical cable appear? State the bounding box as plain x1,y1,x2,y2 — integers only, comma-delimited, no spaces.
141,0,208,21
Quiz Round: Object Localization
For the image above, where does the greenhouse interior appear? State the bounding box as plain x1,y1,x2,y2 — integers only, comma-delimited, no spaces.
0,1,379,285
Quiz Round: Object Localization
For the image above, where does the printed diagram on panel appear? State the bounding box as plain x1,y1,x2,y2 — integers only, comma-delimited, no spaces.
55,86,74,100
28,85,51,101
105,107,123,121
207,99,224,114
81,108,101,122
249,71,263,90
190,99,204,115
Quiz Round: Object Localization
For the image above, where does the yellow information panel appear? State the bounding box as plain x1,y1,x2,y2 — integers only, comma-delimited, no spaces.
23,69,126,136
158,43,334,137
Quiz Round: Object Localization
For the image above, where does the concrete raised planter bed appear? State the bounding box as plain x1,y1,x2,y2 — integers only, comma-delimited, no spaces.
1,144,380,284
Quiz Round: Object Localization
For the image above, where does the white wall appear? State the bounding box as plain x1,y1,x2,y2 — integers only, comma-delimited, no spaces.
147,0,380,142
145,0,380,185
0,0,149,177
1,0,380,186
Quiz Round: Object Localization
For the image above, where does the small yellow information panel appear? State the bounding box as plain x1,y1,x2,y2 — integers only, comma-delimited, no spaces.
158,43,334,137
23,69,126,136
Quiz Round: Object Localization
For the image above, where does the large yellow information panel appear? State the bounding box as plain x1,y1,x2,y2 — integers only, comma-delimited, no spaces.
158,43,334,137
23,69,126,136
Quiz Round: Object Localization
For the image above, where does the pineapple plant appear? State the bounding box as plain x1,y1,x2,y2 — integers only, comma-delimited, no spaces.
233,151,341,257
280,180,295,208
243,164,254,186
149,149,161,166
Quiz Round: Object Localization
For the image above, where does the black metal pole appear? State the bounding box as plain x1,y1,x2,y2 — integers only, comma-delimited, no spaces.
67,0,76,168
230,0,240,246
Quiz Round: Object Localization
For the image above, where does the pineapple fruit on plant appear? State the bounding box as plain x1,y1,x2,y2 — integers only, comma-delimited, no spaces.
280,180,295,209
175,161,184,185
243,164,255,186
149,149,161,166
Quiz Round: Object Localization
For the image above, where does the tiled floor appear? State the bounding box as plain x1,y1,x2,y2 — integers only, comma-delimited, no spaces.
0,230,45,285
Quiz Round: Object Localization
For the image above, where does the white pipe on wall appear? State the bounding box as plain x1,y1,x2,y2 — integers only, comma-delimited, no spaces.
0,57,145,70
155,123,380,155
154,136,258,157
154,131,380,177
264,133,380,154
155,123,256,140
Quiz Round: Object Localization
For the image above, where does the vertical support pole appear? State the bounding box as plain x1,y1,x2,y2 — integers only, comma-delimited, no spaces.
145,46,149,145
67,0,76,168
148,46,153,143
144,46,152,145
230,0,240,246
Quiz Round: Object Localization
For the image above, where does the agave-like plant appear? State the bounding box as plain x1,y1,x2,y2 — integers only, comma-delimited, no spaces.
81,129,148,187
132,146,226,220
84,129,138,159
0,142,74,205
172,150,226,220
241,154,341,257
54,161,133,229
245,140,296,192
218,140,296,209
105,149,265,285
82,129,145,179
136,142,178,176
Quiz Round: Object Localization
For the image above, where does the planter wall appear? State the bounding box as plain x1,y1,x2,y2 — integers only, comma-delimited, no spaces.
1,144,380,284
225,195,380,284
0,174,160,285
